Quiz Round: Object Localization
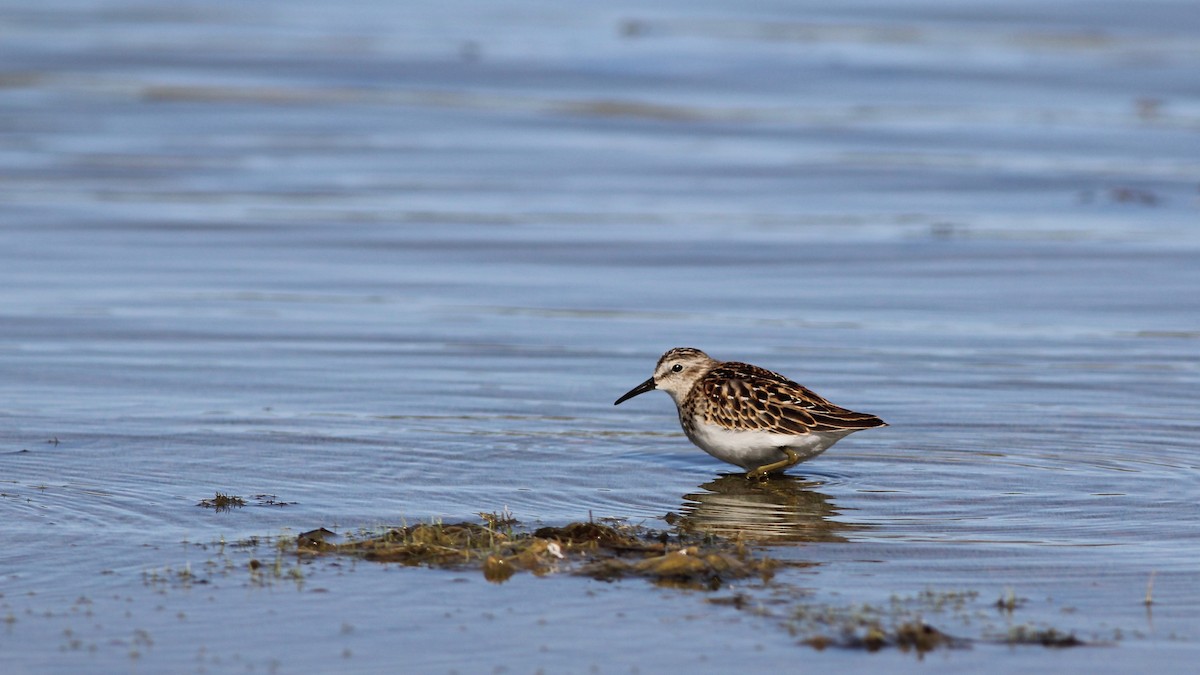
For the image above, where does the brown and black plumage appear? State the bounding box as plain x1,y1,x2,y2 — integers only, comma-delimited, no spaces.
615,347,886,478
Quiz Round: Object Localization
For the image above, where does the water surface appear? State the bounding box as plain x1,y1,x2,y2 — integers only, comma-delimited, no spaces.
2,0,1199,672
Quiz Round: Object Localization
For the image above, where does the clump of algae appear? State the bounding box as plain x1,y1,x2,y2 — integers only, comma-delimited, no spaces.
778,590,981,655
295,513,775,590
802,618,959,655
1003,624,1083,647
291,515,1090,656
198,492,246,511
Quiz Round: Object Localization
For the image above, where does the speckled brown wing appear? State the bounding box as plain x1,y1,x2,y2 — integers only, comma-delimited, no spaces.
694,362,886,434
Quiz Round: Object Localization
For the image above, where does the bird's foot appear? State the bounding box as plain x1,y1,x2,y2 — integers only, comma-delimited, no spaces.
745,449,801,480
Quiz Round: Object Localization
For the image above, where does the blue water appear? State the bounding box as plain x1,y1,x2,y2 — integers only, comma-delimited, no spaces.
2,0,1199,672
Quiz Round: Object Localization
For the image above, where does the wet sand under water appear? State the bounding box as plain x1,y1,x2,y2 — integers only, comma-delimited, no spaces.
2,0,1199,672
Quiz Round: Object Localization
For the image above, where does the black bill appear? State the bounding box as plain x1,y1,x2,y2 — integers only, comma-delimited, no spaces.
614,377,656,405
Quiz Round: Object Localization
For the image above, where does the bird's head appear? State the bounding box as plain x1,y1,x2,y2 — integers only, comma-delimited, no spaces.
614,347,717,406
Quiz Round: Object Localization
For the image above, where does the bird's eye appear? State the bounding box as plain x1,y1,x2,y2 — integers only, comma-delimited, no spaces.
671,364,683,373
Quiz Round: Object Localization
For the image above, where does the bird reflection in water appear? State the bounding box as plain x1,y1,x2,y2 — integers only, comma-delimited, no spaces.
670,474,865,544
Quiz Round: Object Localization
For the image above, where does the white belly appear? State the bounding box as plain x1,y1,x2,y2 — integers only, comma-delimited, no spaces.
683,417,854,471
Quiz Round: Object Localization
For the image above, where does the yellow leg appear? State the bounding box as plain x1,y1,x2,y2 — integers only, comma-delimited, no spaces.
746,448,800,480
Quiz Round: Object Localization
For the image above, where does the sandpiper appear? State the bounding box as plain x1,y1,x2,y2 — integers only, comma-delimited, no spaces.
614,348,886,478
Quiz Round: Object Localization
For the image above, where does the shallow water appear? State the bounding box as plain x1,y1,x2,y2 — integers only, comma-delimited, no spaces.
2,0,1199,672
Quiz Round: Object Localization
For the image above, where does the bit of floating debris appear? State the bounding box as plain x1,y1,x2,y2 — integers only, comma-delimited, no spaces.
198,492,246,511
198,492,295,511
1003,625,1084,648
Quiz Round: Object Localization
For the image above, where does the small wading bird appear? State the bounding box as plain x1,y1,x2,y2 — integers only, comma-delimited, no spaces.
614,348,886,479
